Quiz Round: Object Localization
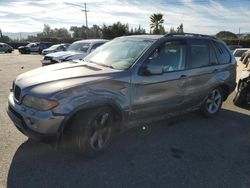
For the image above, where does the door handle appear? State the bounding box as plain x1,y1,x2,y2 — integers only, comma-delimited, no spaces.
179,74,188,79
212,69,218,73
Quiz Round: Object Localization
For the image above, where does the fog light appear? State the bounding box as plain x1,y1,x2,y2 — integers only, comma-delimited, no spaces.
26,118,37,129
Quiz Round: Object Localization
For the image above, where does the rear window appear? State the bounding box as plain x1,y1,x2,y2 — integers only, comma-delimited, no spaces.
234,50,247,57
213,42,231,64
190,43,209,68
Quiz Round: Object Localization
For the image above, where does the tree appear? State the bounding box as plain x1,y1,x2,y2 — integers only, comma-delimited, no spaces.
0,35,11,42
150,13,165,34
129,25,146,35
27,35,38,42
89,25,102,39
169,27,176,34
216,31,238,40
176,24,184,33
37,24,71,40
244,34,250,39
70,25,102,39
102,22,129,39
70,26,89,39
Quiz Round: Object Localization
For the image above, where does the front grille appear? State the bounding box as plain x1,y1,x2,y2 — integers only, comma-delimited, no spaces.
14,85,21,102
44,56,52,61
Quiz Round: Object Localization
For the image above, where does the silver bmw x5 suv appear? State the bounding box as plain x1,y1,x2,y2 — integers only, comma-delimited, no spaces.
7,33,236,157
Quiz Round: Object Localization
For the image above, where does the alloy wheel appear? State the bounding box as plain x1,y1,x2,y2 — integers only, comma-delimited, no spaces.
206,89,222,114
88,112,112,150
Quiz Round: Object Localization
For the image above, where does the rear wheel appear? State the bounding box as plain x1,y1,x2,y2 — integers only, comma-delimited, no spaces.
63,107,114,157
201,88,223,117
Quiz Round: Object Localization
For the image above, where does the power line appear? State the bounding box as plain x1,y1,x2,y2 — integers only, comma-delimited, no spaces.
64,2,89,28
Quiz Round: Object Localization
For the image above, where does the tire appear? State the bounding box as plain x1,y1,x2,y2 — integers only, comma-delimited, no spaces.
233,87,247,107
201,88,223,117
63,107,114,158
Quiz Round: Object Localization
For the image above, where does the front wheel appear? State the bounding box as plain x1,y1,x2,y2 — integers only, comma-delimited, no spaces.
64,107,114,158
201,88,223,117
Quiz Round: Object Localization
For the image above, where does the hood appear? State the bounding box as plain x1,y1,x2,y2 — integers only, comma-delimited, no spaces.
15,61,121,96
46,51,87,61
18,46,26,49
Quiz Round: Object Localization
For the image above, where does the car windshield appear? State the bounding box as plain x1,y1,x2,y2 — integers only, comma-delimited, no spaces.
47,44,60,50
234,50,248,57
67,42,90,52
84,38,154,70
26,43,36,47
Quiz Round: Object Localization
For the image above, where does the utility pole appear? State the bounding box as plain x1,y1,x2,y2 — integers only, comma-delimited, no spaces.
238,27,241,46
82,3,88,28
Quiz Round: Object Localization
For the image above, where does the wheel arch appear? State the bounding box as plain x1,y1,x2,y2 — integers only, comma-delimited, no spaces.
59,101,124,136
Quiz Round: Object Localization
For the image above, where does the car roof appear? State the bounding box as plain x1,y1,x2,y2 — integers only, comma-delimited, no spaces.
74,39,109,44
117,33,217,41
119,35,163,40
234,48,250,51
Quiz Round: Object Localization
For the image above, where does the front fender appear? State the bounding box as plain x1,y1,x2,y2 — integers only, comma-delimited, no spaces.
58,97,126,134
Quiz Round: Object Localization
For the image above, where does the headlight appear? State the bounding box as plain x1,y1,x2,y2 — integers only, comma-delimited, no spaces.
22,95,58,111
52,57,61,63
63,56,73,62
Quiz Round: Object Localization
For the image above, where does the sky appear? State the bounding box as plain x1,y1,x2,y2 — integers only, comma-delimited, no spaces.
0,0,249,35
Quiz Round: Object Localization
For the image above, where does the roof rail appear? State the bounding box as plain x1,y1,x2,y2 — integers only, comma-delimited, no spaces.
164,33,217,39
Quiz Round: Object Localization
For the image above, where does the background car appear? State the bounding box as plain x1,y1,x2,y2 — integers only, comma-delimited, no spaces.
38,42,56,54
41,43,70,55
233,48,250,61
234,57,250,106
240,50,250,64
18,42,55,54
0,43,13,53
41,39,108,66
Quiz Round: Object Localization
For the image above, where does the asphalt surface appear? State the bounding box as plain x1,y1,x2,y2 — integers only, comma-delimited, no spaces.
0,50,250,188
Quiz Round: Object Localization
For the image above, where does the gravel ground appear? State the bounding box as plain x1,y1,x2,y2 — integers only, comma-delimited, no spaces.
0,50,250,188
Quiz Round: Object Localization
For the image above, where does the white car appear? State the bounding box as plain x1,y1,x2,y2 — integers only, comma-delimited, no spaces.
41,43,70,55
233,48,250,62
0,43,13,53
41,39,108,66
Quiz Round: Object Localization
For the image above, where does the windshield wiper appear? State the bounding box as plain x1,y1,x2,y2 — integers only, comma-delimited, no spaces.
87,60,114,69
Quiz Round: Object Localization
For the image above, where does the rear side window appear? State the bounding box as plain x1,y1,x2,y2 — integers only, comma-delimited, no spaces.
91,43,103,51
213,42,231,64
190,43,209,68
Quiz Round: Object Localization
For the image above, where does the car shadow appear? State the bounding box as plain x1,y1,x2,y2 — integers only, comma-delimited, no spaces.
239,104,250,110
7,109,250,188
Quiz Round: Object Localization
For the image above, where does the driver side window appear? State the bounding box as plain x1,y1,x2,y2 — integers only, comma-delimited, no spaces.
148,41,187,73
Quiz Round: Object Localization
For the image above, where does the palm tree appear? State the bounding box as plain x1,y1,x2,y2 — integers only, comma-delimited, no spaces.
150,13,165,34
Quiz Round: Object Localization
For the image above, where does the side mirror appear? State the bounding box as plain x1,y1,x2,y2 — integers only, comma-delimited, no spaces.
144,64,163,75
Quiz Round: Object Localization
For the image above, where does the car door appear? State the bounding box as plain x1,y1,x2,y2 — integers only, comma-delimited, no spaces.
0,44,3,51
179,39,218,107
130,39,189,120
31,43,39,52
